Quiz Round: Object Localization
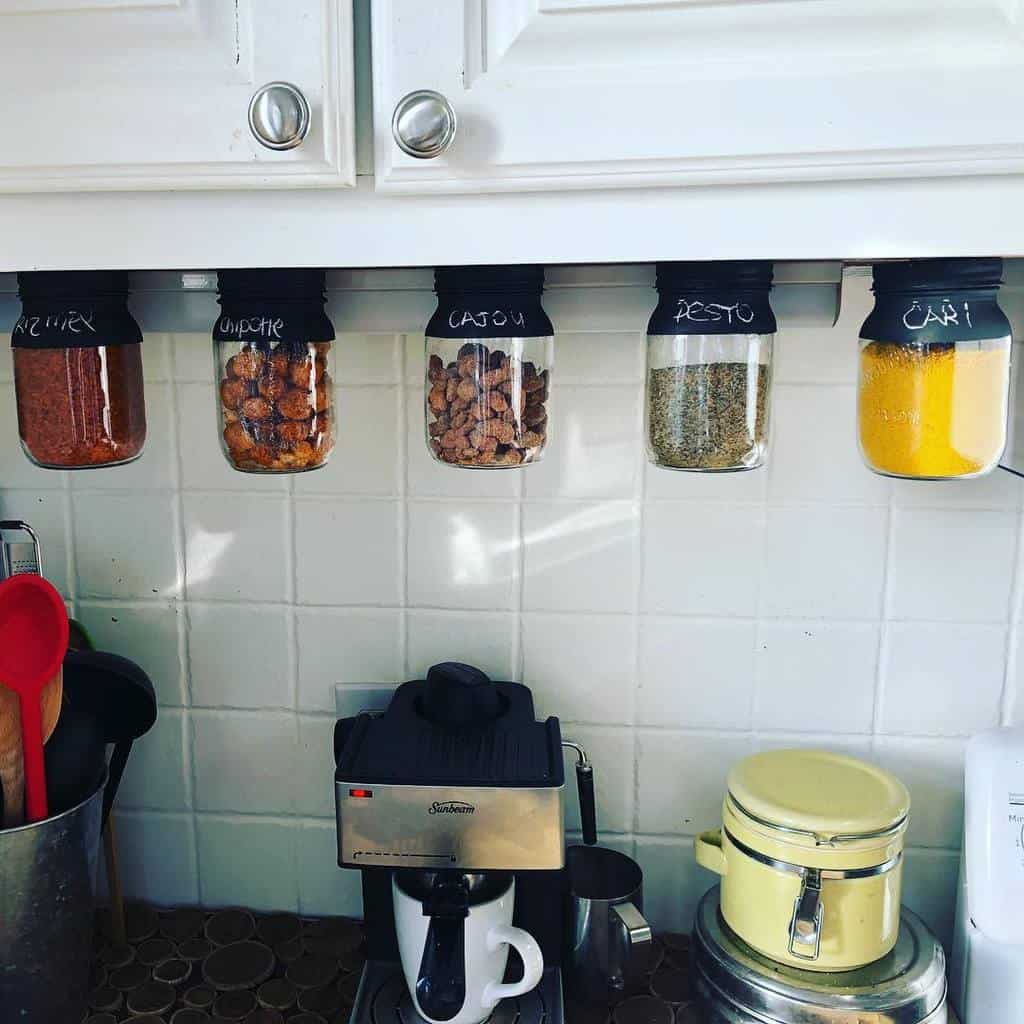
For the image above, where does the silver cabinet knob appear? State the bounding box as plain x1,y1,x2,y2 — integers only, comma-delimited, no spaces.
392,90,457,159
248,82,310,151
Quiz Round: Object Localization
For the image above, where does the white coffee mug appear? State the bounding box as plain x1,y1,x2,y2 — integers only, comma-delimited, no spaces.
393,875,544,1024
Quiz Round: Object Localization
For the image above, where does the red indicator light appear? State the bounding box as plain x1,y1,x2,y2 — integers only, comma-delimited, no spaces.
349,788,373,799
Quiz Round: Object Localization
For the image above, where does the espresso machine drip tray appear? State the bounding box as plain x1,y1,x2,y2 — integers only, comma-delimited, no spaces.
357,961,564,1024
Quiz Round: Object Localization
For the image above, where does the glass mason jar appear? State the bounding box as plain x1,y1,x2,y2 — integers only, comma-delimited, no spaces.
425,266,552,468
645,261,775,472
858,258,1011,480
12,271,146,469
213,269,336,474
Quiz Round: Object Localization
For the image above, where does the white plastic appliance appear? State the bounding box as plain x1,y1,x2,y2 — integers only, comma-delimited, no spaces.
951,727,1024,1021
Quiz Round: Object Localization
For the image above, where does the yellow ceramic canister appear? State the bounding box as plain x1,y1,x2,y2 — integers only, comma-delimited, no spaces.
694,749,909,972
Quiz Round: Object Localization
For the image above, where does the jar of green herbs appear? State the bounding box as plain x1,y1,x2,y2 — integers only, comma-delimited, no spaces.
645,261,776,472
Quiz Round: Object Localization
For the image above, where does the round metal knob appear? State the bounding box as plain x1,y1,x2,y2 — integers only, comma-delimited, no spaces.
392,90,457,159
248,82,310,151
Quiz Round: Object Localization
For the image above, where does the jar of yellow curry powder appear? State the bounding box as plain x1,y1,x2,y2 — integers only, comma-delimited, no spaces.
858,258,1011,480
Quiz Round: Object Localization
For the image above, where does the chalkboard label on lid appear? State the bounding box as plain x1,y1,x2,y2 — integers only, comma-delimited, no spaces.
672,298,756,328
14,309,98,338
902,298,973,332
448,309,527,331
216,314,287,340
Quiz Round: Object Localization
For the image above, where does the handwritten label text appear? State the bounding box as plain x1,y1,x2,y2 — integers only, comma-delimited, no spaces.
673,299,755,327
902,299,973,332
448,309,526,330
14,310,97,337
218,315,285,339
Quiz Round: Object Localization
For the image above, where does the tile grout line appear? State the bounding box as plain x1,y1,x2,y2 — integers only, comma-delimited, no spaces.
869,488,896,745
999,504,1024,725
630,391,645,843
168,333,202,900
399,335,411,677
60,470,77,615
513,433,525,683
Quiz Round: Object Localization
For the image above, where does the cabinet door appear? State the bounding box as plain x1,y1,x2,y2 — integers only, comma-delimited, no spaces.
0,0,353,191
373,0,1024,194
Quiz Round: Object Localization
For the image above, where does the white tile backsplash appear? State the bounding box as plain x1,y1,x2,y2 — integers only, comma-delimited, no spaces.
295,387,401,497
75,600,184,705
3,274,1015,946
407,501,519,610
753,621,879,734
197,816,298,911
643,503,765,616
638,618,757,730
295,498,401,606
768,385,891,505
522,386,641,500
406,609,516,681
523,501,639,614
879,622,1006,737
761,505,887,619
188,603,292,709
183,493,287,601
74,492,180,600
522,613,636,725
296,607,403,711
192,710,298,814
887,508,1016,622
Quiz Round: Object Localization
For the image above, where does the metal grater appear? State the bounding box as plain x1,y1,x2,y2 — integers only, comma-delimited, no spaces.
0,521,41,580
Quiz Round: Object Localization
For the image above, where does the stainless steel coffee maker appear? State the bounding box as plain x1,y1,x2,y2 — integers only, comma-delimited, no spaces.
335,663,596,1024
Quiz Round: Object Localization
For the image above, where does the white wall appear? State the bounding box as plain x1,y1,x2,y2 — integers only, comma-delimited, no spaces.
1,271,1020,950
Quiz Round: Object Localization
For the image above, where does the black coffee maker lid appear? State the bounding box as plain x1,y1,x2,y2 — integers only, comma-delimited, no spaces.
334,663,564,788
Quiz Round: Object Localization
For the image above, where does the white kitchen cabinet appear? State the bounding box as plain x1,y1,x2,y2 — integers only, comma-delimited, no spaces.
0,0,354,192
372,0,1024,195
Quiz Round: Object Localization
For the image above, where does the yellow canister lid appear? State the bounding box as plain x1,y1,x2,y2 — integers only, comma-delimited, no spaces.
727,749,909,842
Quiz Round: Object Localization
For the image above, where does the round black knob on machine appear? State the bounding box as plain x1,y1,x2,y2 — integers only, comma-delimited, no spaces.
422,662,502,727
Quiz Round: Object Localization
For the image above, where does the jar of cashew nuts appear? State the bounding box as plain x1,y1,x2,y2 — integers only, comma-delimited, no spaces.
213,269,335,474
425,265,552,468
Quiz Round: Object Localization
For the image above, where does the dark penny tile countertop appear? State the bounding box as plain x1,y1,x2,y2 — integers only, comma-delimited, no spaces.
86,907,957,1024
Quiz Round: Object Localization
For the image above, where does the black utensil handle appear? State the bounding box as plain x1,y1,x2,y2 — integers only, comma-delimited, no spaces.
102,739,132,828
577,763,597,846
416,915,467,1022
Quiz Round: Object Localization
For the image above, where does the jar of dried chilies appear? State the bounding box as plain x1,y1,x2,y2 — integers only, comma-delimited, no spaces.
645,261,776,472
858,258,1011,480
12,270,147,469
213,269,336,474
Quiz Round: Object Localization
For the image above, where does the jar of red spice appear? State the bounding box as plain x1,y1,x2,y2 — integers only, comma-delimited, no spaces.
12,271,146,469
214,269,335,474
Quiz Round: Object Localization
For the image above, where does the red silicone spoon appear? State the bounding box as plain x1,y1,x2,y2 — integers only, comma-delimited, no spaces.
0,574,68,822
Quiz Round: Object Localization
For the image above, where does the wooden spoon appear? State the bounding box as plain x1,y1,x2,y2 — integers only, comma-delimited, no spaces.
0,668,62,827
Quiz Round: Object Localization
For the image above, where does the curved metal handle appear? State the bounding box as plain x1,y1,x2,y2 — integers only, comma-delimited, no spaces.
392,90,457,159
563,740,597,845
248,81,310,151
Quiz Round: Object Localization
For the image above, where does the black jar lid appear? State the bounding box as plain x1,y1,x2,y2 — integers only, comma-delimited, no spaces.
434,264,545,296
872,257,1003,295
217,268,328,301
863,257,1009,344
214,268,334,345
13,270,141,349
649,260,776,335
655,260,773,293
17,269,131,301
428,265,552,339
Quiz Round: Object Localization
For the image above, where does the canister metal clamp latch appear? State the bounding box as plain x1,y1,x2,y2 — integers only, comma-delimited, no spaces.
788,868,823,961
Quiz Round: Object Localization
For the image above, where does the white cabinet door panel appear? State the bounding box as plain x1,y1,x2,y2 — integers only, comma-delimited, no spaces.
0,0,354,191
373,0,1024,193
